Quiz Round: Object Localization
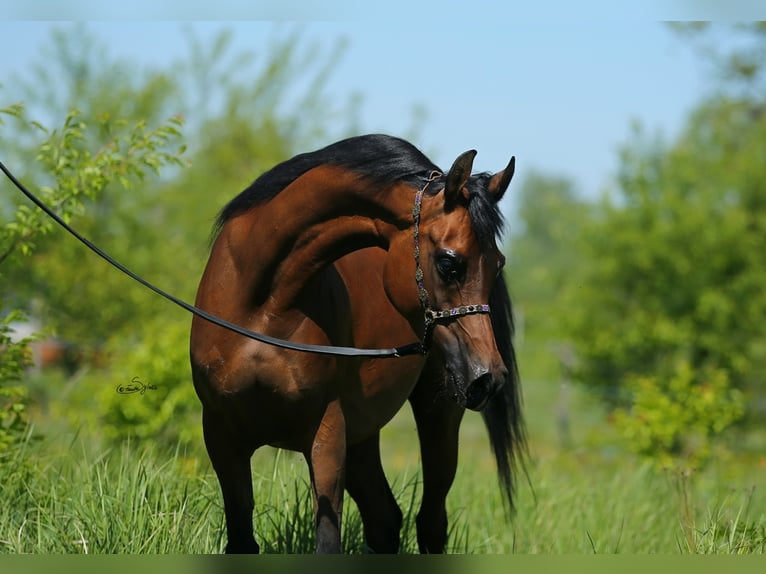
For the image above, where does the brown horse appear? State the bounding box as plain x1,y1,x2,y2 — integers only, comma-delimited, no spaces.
190,134,525,553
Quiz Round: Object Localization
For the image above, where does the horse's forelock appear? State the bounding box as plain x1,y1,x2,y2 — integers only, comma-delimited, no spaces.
466,174,506,249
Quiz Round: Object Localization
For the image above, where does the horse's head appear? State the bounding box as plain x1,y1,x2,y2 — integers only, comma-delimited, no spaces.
385,149,515,411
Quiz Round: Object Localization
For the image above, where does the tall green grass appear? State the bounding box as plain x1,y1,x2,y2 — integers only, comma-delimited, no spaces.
1,376,764,553
1,422,763,553
0,430,224,553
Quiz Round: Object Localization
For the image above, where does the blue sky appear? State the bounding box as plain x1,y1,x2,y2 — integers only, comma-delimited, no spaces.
0,3,763,204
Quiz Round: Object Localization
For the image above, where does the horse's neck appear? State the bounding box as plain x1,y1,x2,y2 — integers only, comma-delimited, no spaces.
232,166,414,313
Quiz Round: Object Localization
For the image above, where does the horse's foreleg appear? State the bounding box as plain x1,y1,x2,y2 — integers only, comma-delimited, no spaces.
345,432,402,553
409,375,465,554
203,407,259,554
305,398,346,553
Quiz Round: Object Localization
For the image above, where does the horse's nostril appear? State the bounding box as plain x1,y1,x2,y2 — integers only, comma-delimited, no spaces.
465,372,497,411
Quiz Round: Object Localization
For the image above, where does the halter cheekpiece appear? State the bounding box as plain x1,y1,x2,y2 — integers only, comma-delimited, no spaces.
412,171,492,353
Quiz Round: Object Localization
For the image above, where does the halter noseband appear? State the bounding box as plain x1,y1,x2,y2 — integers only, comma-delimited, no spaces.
412,171,492,353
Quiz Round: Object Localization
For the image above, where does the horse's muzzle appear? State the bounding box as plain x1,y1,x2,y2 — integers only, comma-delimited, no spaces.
464,370,505,411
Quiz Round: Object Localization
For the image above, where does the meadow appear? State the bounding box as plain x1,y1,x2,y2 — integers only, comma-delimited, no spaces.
1,369,763,554
1,20,765,561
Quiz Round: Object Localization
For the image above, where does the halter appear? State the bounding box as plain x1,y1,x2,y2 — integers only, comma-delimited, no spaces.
411,171,491,353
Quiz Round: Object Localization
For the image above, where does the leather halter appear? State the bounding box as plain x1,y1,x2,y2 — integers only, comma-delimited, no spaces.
412,171,491,353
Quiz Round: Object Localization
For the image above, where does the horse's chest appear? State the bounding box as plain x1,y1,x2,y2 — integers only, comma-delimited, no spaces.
341,357,423,443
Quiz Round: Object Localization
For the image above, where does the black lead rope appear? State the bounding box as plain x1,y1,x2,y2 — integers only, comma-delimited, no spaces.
0,161,425,358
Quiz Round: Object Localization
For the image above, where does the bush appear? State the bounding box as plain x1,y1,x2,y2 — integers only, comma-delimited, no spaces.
612,360,745,469
98,317,200,446
57,317,201,449
0,306,33,453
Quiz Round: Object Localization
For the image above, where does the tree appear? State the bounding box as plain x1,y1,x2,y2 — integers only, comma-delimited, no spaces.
0,101,185,452
563,83,766,466
506,171,593,380
669,22,766,97
2,23,363,448
2,25,355,348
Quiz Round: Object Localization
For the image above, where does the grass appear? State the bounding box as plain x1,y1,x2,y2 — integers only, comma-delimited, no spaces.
1,371,764,554
0,432,225,553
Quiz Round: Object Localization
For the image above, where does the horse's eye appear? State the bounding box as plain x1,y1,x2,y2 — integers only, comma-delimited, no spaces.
435,252,465,284
436,257,455,279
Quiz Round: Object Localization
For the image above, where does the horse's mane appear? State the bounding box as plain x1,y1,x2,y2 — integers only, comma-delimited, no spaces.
212,134,505,246
213,134,439,238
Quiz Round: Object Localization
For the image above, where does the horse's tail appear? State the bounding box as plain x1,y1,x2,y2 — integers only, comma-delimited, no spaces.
482,273,527,516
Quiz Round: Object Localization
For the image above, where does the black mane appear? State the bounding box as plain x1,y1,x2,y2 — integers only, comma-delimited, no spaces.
214,134,439,236
213,134,505,246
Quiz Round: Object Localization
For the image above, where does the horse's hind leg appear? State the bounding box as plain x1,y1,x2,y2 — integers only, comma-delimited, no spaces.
345,431,402,553
409,369,465,554
203,407,260,554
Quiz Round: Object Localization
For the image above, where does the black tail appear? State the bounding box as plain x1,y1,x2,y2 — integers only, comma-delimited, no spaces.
482,274,527,516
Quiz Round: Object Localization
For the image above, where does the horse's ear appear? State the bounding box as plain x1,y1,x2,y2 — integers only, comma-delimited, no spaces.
444,149,477,211
487,156,515,203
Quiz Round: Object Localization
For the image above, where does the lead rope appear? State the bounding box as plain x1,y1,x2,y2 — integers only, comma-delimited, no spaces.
0,161,426,358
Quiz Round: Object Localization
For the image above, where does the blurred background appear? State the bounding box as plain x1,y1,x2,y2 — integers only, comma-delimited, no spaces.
1,12,765,553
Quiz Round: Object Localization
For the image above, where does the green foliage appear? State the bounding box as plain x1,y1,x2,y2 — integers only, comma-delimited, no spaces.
79,317,200,447
1,108,185,263
567,99,766,417
0,24,364,450
0,306,32,453
1,98,185,455
612,361,745,469
2,25,356,353
563,100,766,464
677,475,766,554
528,24,766,466
1,104,35,453
506,171,593,381
1,106,187,347
669,23,766,95
5,101,171,452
